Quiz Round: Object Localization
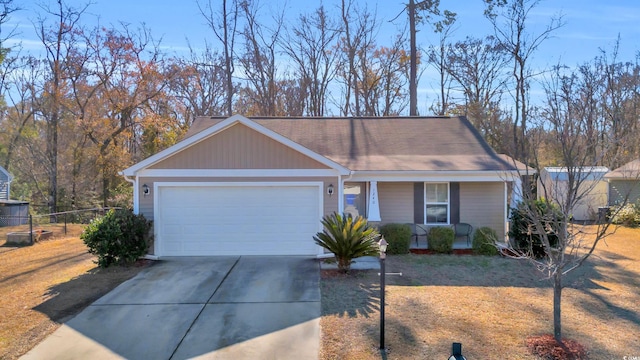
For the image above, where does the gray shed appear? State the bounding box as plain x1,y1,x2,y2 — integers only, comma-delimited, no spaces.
0,200,29,227
605,159,640,206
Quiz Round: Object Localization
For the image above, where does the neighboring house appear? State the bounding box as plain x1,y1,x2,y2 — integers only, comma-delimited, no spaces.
605,159,640,206
0,165,12,201
537,166,609,221
0,166,29,227
121,115,520,257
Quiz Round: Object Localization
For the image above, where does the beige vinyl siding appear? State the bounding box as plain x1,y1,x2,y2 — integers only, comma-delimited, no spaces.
138,176,338,221
378,182,414,224
150,123,328,170
460,182,505,239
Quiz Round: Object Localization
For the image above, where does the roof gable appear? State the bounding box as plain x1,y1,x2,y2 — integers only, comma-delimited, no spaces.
149,122,330,170
122,115,350,176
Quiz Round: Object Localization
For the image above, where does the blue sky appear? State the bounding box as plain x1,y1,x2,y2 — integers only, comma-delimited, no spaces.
10,0,639,63
7,0,640,110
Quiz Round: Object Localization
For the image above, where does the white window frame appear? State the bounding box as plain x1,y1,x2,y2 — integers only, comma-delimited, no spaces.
424,182,450,225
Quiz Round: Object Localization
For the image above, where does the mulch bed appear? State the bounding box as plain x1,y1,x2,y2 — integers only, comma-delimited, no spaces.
526,334,588,360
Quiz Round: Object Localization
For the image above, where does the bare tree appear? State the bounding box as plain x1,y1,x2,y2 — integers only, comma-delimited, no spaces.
281,5,340,116
506,64,633,344
444,36,510,149
0,0,19,57
597,41,640,168
167,45,228,126
484,0,563,160
426,13,456,115
33,0,88,215
237,0,284,116
197,0,240,116
358,37,410,116
404,0,455,116
1,56,38,170
336,0,378,117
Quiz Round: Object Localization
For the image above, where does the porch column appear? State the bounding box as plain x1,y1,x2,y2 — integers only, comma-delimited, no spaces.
367,181,381,221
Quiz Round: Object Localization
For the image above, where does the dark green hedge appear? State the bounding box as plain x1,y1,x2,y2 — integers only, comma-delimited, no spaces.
81,209,153,268
508,199,561,258
472,227,499,256
379,223,412,254
427,226,454,253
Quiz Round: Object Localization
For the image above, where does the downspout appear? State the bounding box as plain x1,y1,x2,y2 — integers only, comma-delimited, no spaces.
120,172,139,214
121,172,157,260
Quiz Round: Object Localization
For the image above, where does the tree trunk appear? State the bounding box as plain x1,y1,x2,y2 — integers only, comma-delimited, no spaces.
553,270,562,342
409,0,417,116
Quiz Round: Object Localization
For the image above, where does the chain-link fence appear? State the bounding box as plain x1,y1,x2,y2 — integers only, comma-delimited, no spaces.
2,207,122,245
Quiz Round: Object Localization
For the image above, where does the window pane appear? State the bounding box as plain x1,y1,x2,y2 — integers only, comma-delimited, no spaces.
436,184,448,202
426,183,448,203
426,184,437,202
426,205,448,223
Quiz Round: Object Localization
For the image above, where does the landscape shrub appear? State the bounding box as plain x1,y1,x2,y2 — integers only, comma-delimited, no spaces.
313,212,381,273
508,199,561,258
472,227,499,256
379,223,412,254
610,203,640,227
427,226,454,253
81,209,153,268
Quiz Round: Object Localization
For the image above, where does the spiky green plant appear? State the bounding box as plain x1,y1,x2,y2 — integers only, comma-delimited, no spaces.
314,212,381,273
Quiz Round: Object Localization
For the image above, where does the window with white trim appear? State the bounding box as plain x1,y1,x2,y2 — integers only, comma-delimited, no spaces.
425,183,449,224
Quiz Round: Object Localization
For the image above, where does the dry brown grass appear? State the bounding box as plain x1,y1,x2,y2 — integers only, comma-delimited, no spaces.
0,224,149,360
320,225,640,359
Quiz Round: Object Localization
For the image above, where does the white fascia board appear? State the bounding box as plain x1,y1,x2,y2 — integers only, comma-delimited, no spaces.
347,170,520,182
122,114,350,176
137,169,342,178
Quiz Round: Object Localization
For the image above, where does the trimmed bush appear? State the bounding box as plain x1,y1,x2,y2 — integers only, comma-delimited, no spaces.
379,223,412,254
427,226,454,253
508,199,562,258
472,227,499,256
610,203,640,227
81,209,153,268
313,212,381,273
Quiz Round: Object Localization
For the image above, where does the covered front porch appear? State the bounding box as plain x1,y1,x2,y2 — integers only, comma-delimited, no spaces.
340,178,513,252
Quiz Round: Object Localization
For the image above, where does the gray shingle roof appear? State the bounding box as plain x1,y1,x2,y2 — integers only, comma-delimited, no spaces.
605,159,640,179
186,116,518,172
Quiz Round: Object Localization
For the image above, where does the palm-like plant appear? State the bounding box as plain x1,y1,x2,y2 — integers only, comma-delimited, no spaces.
314,212,381,273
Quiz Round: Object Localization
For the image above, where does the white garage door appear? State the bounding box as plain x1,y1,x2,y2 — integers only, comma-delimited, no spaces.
156,183,322,256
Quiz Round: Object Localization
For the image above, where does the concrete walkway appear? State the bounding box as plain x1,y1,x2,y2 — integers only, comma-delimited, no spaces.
21,256,321,360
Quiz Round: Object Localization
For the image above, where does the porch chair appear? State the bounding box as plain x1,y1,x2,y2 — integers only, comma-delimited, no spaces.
453,223,473,246
406,223,428,247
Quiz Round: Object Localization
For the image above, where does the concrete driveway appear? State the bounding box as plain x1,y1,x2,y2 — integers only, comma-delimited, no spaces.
21,256,321,360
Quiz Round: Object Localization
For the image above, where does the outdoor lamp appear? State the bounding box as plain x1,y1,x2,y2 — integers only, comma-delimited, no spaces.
327,184,334,196
142,184,150,196
378,237,388,258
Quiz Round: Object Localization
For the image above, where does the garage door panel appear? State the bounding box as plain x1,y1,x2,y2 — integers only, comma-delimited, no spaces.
157,185,321,256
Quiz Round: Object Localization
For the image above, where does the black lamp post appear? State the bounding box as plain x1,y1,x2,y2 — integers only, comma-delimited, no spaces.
378,237,388,351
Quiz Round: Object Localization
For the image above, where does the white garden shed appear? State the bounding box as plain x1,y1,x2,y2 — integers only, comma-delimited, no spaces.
537,167,609,221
